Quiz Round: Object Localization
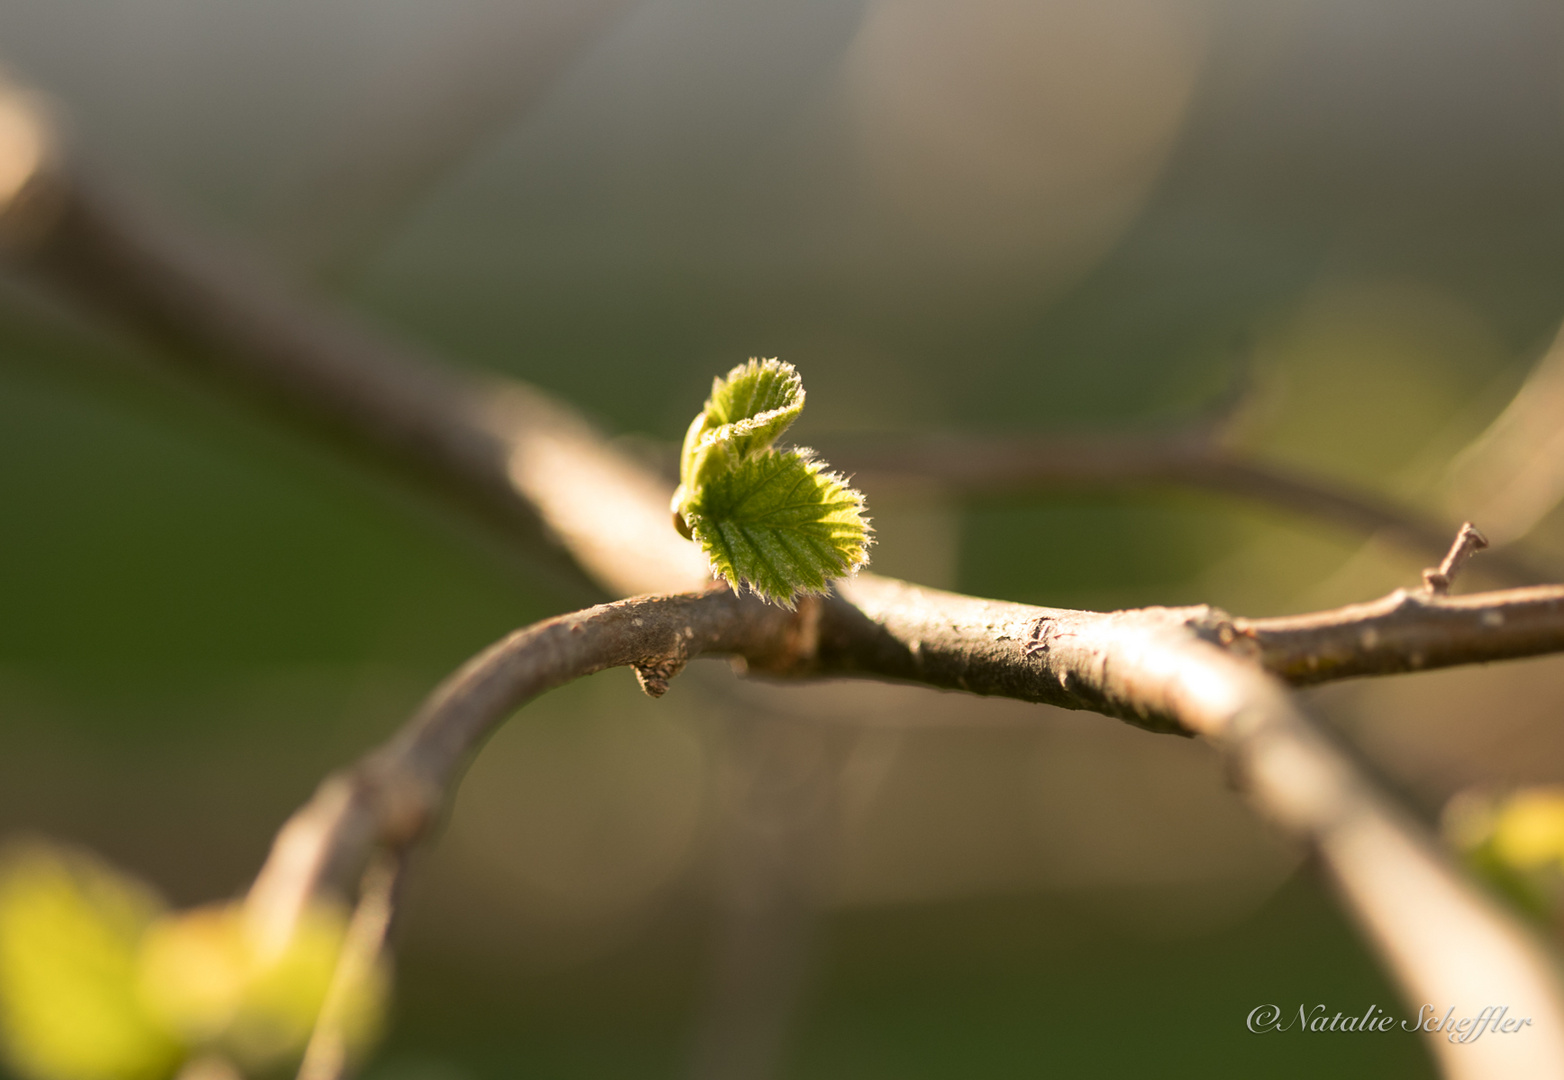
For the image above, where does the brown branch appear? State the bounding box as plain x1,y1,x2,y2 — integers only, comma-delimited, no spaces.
827,431,1557,586
1423,522,1490,594
4,85,1550,604
0,88,799,1080
248,578,1564,1079
242,588,805,955
1234,583,1564,684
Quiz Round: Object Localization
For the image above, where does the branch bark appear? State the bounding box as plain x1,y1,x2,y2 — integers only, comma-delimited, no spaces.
250,577,1564,1079
1237,583,1564,684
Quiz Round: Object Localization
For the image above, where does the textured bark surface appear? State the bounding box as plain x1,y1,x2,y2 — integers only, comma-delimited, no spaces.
1240,584,1564,683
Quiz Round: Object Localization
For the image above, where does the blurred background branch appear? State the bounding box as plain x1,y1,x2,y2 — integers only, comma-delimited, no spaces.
828,428,1558,587
268,0,646,285
1445,324,1564,550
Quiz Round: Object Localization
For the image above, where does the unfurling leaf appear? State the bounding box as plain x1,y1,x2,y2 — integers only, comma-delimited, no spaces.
679,358,805,492
0,842,180,1080
672,359,869,604
682,449,868,605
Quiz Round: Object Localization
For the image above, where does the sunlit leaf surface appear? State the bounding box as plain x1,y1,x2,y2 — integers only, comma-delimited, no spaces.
683,448,869,605
673,359,869,603
679,358,806,490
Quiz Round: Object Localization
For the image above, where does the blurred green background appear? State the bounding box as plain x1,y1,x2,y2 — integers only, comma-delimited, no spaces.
9,0,1564,1075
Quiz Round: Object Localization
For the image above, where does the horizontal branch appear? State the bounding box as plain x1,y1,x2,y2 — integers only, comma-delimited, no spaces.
1235,583,1564,684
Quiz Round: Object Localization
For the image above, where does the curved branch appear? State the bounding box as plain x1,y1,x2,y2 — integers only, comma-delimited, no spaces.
253,578,1564,1079
243,588,803,955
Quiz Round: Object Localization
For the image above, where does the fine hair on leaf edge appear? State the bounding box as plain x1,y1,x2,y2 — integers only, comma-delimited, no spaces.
672,360,870,605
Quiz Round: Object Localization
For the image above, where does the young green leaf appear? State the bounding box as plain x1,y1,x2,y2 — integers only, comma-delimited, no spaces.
0,842,181,1080
679,358,805,493
672,358,870,602
680,448,869,605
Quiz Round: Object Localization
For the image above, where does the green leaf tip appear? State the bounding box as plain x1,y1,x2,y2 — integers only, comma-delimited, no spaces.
679,358,805,492
672,359,869,605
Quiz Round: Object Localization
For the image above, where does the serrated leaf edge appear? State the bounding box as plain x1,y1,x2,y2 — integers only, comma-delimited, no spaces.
679,359,805,489
683,449,872,608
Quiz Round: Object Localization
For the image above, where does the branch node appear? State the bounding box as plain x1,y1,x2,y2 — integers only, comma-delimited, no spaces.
357,760,440,851
1022,616,1054,658
633,655,688,698
1186,607,1262,661
1422,521,1489,595
745,593,823,676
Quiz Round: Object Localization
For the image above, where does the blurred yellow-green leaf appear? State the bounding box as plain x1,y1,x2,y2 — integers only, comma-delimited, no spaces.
1489,789,1564,870
0,842,181,1080
139,901,387,1072
1444,787,1564,921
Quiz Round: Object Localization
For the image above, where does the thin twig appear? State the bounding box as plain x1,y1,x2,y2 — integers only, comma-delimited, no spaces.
245,577,1564,942
1234,582,1564,684
1423,522,1490,595
296,853,404,1080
